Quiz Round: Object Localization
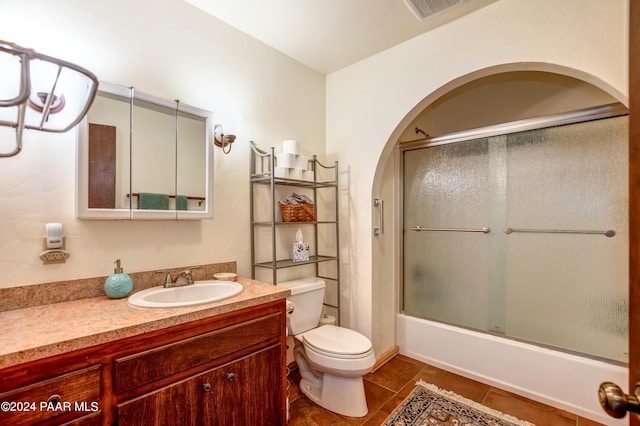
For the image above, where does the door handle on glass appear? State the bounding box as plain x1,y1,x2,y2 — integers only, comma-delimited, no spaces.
599,382,640,418
374,198,384,236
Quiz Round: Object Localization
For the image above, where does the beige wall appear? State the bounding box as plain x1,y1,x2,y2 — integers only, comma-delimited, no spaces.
326,0,628,359
400,71,619,140
0,0,325,287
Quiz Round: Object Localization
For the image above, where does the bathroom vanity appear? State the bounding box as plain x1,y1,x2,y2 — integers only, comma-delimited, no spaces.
0,277,289,425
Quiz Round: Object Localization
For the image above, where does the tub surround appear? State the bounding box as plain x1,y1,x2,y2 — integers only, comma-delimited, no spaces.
0,261,289,368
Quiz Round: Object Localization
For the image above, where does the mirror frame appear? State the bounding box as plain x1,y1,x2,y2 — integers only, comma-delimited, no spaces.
76,81,213,220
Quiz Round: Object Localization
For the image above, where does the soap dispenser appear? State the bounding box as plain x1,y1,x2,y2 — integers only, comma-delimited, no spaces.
104,259,133,299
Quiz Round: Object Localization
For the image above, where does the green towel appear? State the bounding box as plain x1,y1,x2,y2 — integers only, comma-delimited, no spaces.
176,195,188,211
138,192,169,210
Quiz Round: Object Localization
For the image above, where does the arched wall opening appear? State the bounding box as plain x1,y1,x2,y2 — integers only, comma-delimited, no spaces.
370,63,627,423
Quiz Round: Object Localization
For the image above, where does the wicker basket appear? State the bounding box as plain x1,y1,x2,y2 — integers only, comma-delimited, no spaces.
279,203,316,222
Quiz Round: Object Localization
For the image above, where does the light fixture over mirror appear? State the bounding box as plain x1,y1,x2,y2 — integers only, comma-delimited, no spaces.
213,124,236,154
0,39,98,158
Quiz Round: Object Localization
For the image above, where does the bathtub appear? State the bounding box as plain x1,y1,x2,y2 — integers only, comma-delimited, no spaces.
397,314,628,426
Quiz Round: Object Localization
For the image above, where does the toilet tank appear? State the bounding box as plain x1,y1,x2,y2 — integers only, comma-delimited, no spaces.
278,277,325,335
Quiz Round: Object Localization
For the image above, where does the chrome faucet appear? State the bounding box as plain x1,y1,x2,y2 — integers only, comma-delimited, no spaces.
157,267,199,288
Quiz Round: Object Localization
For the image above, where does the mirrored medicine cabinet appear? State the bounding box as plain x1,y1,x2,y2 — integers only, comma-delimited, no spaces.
76,81,213,220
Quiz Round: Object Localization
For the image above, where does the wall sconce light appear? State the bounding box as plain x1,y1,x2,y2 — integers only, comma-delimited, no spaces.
213,124,236,154
0,39,98,158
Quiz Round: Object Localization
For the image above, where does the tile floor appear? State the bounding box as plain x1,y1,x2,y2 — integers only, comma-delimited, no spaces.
287,354,605,425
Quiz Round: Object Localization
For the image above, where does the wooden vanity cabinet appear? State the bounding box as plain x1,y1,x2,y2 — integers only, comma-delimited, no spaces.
118,344,282,425
0,299,287,426
115,302,285,425
112,300,287,425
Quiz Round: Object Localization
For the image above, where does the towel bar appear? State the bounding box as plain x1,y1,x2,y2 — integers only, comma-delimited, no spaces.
410,226,490,234
127,193,205,206
505,227,615,237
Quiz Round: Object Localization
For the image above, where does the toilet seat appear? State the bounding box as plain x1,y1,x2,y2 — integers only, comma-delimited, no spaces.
300,325,373,359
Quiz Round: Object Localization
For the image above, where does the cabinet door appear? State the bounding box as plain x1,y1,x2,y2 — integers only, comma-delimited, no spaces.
117,370,214,426
215,344,283,426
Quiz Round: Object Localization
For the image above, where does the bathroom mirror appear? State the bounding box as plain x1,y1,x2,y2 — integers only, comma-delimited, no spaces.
76,81,213,219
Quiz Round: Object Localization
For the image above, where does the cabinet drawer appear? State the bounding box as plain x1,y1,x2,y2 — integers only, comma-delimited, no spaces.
0,365,101,426
116,312,281,393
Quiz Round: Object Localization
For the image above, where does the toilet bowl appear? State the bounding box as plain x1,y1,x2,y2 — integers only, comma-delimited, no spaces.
293,325,375,417
279,277,376,418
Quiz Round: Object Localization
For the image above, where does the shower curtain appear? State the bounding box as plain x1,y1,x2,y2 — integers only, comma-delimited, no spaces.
402,114,629,362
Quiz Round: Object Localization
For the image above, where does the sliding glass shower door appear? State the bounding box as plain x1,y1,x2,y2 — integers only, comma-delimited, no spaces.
402,111,628,362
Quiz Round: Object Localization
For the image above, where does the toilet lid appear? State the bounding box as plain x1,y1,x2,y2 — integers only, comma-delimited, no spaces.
301,325,372,358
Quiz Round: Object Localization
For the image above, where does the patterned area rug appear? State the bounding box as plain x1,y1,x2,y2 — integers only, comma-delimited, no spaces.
383,380,535,426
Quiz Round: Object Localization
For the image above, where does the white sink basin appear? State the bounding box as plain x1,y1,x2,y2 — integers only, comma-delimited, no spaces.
128,280,243,309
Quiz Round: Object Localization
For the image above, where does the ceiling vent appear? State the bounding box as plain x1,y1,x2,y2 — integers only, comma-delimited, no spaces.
403,0,464,20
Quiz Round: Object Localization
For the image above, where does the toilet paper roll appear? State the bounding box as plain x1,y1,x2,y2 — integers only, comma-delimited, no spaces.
296,155,309,170
319,314,336,326
276,152,295,168
274,166,290,178
283,139,300,155
289,169,303,180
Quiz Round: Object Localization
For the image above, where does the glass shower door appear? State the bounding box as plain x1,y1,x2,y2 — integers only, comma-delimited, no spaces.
403,138,495,331
402,114,628,362
503,117,628,361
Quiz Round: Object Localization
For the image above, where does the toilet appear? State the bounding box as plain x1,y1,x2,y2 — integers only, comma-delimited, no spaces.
279,277,375,418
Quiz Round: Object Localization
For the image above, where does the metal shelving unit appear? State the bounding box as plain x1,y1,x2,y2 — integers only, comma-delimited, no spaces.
249,141,341,324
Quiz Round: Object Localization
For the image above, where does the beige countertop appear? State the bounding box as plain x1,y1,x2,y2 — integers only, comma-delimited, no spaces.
0,277,289,369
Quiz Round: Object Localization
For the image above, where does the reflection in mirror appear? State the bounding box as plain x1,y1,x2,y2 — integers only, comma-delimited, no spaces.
76,82,213,220
176,110,207,212
131,95,177,209
86,87,131,210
